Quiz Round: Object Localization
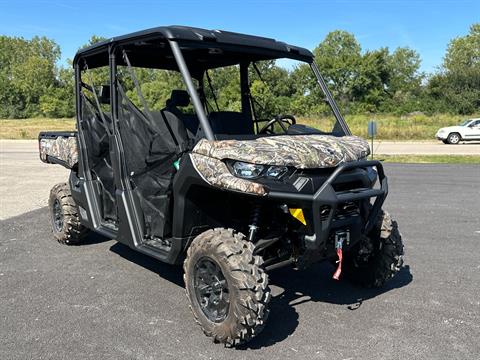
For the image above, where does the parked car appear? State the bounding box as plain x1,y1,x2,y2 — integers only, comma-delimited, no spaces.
436,118,480,144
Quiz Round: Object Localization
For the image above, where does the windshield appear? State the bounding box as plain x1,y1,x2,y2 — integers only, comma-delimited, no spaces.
460,119,472,126
199,58,349,138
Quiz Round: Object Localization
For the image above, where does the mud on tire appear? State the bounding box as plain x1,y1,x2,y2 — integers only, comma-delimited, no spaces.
343,210,404,288
48,182,88,245
183,228,271,347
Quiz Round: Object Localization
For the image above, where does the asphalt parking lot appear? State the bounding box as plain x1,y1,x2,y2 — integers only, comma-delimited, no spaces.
1,143,479,359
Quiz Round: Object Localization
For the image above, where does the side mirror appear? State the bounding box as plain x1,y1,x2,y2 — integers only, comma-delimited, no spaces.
98,85,110,104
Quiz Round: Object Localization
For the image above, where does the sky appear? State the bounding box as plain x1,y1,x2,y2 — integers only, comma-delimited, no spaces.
0,0,478,74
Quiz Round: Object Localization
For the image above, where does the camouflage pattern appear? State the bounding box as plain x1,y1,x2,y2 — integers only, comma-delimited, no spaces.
192,135,370,169
39,136,78,168
190,134,370,195
190,153,266,195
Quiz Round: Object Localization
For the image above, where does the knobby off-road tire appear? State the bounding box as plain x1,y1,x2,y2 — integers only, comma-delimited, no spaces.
48,182,88,245
184,228,271,347
343,211,404,288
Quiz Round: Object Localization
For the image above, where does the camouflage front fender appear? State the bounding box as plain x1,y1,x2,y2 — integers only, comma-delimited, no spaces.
190,134,370,195
190,153,266,195
193,135,370,169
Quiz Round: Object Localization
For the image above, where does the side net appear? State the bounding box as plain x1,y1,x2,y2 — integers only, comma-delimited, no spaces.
80,89,117,222
117,84,179,238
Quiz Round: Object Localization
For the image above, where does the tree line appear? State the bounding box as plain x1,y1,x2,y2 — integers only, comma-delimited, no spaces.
0,24,478,119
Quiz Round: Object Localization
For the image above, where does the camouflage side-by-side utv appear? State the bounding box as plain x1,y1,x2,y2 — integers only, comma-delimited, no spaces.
39,26,404,346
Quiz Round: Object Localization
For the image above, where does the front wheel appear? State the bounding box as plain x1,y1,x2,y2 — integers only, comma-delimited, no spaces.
183,228,271,347
447,132,461,144
343,211,404,288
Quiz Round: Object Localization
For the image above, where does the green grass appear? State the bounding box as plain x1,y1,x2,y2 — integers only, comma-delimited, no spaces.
0,113,478,140
374,154,480,164
300,113,479,140
0,118,75,139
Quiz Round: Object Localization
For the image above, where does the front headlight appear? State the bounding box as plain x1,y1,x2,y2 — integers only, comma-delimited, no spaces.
266,165,288,178
232,162,264,179
230,161,289,180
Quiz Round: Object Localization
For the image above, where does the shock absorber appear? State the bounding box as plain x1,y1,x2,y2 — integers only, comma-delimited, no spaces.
248,204,262,241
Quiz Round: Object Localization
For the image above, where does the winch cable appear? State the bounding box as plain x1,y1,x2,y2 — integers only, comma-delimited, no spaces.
332,237,344,280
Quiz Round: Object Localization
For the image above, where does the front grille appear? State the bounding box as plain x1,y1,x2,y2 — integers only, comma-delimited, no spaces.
319,202,360,221
335,201,360,219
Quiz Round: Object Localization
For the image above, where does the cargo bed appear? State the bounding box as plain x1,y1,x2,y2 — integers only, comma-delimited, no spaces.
38,131,78,168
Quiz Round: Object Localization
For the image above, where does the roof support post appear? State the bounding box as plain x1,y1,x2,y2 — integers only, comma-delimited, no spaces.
310,62,351,136
74,62,91,181
169,40,215,141
240,62,252,123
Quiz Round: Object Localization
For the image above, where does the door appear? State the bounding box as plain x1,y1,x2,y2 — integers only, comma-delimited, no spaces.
115,82,179,242
79,83,117,225
465,120,480,140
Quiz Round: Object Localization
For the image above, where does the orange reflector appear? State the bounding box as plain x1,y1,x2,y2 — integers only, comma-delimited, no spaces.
289,208,306,225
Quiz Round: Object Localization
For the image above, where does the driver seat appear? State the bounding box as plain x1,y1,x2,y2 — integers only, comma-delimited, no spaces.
163,90,199,139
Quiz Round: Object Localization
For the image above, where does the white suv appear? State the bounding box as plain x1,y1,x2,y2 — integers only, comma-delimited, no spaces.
436,118,480,144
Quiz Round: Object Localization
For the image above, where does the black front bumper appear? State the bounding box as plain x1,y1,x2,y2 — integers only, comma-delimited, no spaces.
267,160,387,262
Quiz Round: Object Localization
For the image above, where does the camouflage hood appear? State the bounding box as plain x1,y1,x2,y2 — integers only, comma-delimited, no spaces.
192,134,370,169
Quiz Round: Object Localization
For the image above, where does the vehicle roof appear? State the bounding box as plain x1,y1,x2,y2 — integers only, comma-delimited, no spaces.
74,25,313,71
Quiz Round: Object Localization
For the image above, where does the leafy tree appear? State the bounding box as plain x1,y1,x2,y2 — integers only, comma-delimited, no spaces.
39,68,75,117
444,24,480,72
205,65,241,112
313,30,362,108
351,48,391,112
427,23,480,114
0,36,60,117
387,47,423,94
1,24,479,120
248,60,294,118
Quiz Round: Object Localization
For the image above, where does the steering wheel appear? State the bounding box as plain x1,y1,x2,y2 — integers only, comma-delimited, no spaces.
258,115,296,135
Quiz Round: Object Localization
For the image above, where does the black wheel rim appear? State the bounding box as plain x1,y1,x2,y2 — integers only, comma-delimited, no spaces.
193,257,230,323
52,199,64,232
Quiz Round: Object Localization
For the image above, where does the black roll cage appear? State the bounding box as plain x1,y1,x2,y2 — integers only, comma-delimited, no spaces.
75,38,350,147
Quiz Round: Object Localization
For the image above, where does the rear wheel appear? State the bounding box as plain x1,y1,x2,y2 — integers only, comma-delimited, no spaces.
48,182,88,245
447,132,461,144
184,228,271,347
343,211,404,288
